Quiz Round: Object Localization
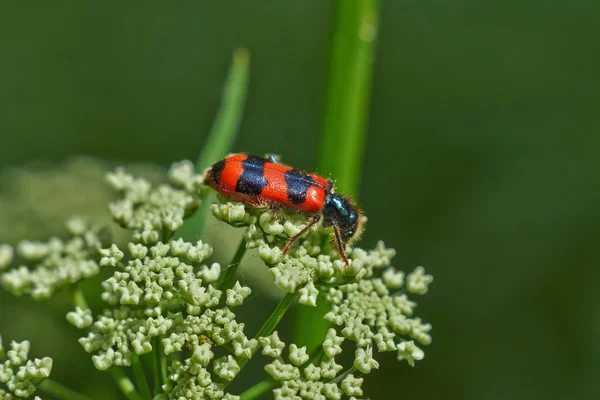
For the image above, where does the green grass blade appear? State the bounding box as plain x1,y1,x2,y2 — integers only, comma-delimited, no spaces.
196,48,250,173
295,0,380,352
177,48,250,241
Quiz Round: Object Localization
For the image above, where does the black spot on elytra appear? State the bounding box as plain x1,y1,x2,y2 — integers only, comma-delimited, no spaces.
285,169,316,204
210,159,226,183
235,156,268,196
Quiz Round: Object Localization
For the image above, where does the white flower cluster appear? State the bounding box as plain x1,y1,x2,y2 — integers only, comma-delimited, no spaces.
211,197,433,371
159,354,241,400
0,218,110,299
68,162,262,398
211,199,395,295
75,238,257,376
0,335,52,399
324,264,433,367
106,161,202,244
9,159,432,399
259,330,369,400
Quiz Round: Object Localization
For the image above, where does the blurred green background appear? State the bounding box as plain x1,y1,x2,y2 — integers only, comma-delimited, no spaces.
1,1,598,399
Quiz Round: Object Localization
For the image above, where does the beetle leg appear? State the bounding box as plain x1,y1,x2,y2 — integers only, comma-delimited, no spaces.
268,202,283,215
332,225,349,266
282,215,320,256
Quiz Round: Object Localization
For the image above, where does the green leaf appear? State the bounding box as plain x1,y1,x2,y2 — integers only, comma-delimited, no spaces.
196,48,251,173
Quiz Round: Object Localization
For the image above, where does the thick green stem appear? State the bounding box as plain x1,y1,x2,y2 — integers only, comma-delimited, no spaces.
39,379,96,400
159,341,167,389
108,367,142,400
152,338,164,395
218,238,247,291
239,378,278,400
254,292,298,344
131,354,152,400
296,0,380,354
73,286,89,310
319,0,379,193
228,292,299,385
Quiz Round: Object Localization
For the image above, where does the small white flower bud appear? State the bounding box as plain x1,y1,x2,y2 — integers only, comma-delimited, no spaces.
99,244,124,267
298,281,319,307
288,344,309,366
226,282,252,307
191,343,214,367
213,355,240,381
259,331,285,358
66,307,93,329
128,243,148,259
406,266,433,294
353,346,379,374
396,340,424,366
341,374,364,396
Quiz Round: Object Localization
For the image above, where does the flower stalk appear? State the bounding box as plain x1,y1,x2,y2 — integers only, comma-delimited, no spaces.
218,238,247,291
39,379,96,400
295,0,381,353
239,378,278,400
108,368,142,400
233,291,299,377
73,286,89,310
130,355,152,400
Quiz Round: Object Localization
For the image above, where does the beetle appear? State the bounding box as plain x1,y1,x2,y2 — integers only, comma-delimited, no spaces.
205,154,364,265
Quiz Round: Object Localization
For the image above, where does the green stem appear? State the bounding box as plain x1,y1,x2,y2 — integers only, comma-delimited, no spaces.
177,48,250,243
319,0,380,193
218,238,247,291
239,378,279,400
73,286,89,310
304,344,325,369
329,365,358,384
254,292,298,344
296,0,380,354
131,354,152,400
229,292,299,384
152,338,164,395
293,294,330,353
159,341,167,389
39,379,96,400
108,367,142,400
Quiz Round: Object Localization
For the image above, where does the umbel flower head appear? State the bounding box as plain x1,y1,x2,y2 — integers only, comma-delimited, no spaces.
0,218,111,299
73,162,257,399
211,194,433,368
260,329,371,399
106,160,202,244
0,335,53,399
14,159,433,399
77,237,257,373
